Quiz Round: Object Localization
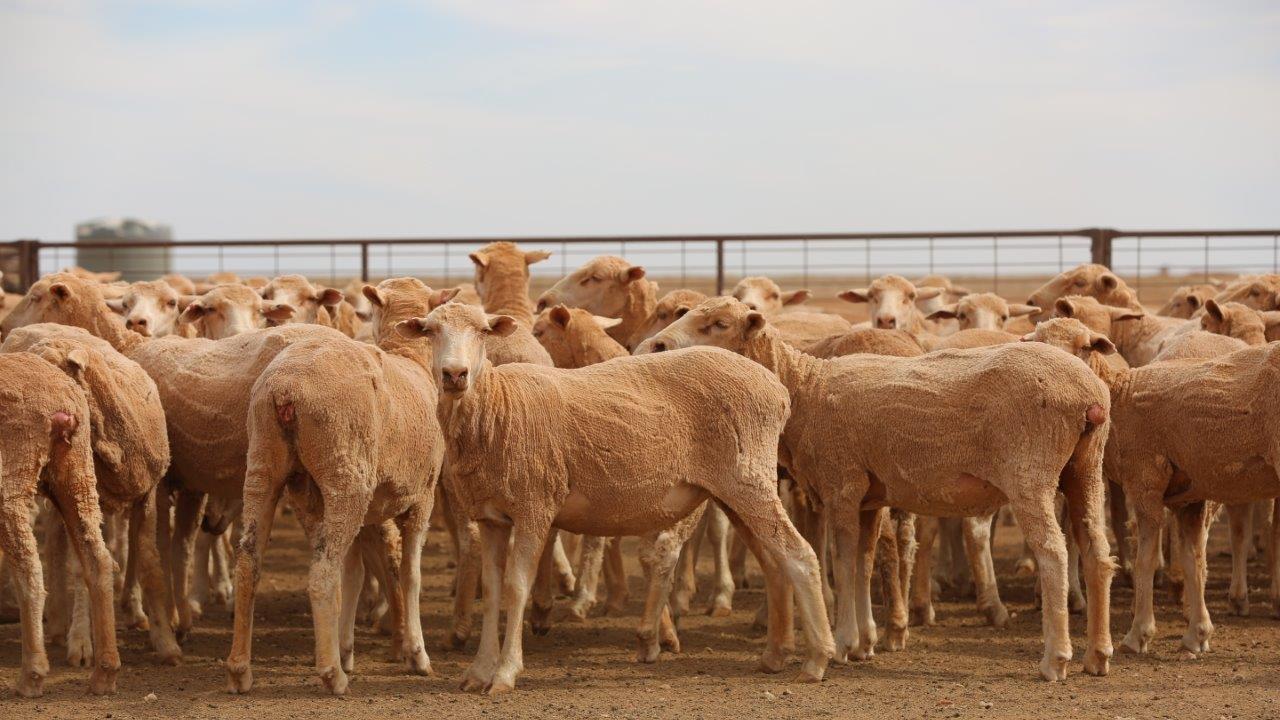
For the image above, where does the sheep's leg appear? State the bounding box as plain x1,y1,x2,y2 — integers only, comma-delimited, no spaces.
191,530,212,619
44,508,69,646
1175,502,1213,655
62,519,93,668
729,530,749,588
1120,496,1164,654
1255,499,1274,557
486,522,550,696
794,499,834,623
460,522,509,692
225,480,285,694
909,515,938,626
831,513,859,662
705,502,735,617
530,530,559,637
1057,497,1086,615
304,493,367,696
1010,492,1071,682
338,545,364,674
1108,482,1132,586
850,508,881,660
937,517,971,596
170,490,206,640
445,487,481,649
50,482,120,695
355,523,405,657
1061,452,1115,677
602,537,629,614
396,503,432,675
1226,503,1252,616
154,486,177,629
116,511,147,630
1269,500,1280,619
567,535,606,621
635,513,699,663
715,487,834,684
670,513,705,618
129,487,183,664
211,532,234,606
550,532,576,596
961,513,1008,628
727,517,794,673
0,496,49,697
887,510,916,651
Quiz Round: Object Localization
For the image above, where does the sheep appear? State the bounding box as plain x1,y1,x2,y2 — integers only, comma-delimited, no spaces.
1025,264,1144,317
467,241,556,368
838,274,941,335
931,328,1020,350
926,293,1038,333
160,274,198,296
731,276,813,313
1049,296,1184,367
630,289,708,347
1034,328,1280,654
1158,284,1220,318
225,277,455,695
1,271,23,326
2,324,184,668
105,280,193,338
1210,274,1280,312
1198,299,1266,346
535,255,657,349
193,271,241,294
638,297,1114,681
180,283,295,339
397,301,834,694
911,275,972,336
64,266,122,283
0,354,117,697
259,274,345,326
802,328,923,357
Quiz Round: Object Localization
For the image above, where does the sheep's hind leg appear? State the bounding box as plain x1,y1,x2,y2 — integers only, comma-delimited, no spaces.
0,494,49,697
530,530,559,636
1120,495,1163,655
225,479,286,694
50,482,120,695
129,487,183,664
962,513,1009,628
635,510,701,663
338,544,364,673
396,503,432,675
567,535,606,621
1009,491,1071,681
170,490,206,640
1175,502,1213,655
909,515,938,626
1226,503,1252,616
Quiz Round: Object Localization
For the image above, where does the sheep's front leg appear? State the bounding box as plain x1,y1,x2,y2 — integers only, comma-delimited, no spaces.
961,513,1008,628
396,504,432,675
909,515,938,626
635,520,694,663
1108,482,1132,586
1226,503,1252,616
1176,502,1213,655
567,535,607,621
461,522,509,692
487,522,551,696
338,546,365,673
1010,492,1071,681
129,488,182,664
705,502,735,617
170,490,206,640
851,508,881,660
0,496,49,697
1120,497,1163,654
602,537,629,614
530,530,558,636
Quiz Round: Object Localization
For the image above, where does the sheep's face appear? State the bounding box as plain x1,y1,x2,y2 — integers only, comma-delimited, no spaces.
1026,264,1135,316
927,292,1036,331
1200,300,1266,346
469,241,551,302
635,297,765,356
1020,317,1115,363
260,275,343,325
108,281,187,338
1212,277,1280,312
731,277,810,315
535,256,646,317
182,284,280,340
361,277,456,345
632,289,708,345
838,274,939,330
397,303,517,395
532,304,621,367
1157,284,1217,319
1,273,105,337
1050,295,1144,336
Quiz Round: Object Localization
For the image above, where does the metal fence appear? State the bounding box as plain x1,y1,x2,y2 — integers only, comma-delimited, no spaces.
3,228,1278,301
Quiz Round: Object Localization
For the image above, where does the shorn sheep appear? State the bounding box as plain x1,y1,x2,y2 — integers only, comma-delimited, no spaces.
730,277,852,347
639,297,1115,681
397,301,835,694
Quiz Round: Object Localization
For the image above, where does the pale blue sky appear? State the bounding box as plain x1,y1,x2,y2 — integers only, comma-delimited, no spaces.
2,0,1277,246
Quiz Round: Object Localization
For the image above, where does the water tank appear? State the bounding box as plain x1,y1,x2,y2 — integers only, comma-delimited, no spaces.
75,217,172,281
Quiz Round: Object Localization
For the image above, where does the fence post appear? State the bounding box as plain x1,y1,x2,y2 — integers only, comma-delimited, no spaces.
1088,228,1116,268
360,242,370,282
715,239,725,295
17,239,39,290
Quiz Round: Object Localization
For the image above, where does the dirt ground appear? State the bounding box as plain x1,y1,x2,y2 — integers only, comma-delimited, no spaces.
2,508,1278,720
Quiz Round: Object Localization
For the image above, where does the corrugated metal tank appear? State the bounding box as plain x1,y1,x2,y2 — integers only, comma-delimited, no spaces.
75,217,172,281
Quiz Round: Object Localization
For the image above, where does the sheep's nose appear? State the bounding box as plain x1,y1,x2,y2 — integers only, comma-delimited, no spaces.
441,367,469,392
875,316,896,329
128,317,147,328
650,340,668,353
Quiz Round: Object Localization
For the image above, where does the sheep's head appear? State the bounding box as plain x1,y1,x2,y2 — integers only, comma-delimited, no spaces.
927,292,1036,331
1,272,113,338
108,280,190,338
362,277,457,346
1157,284,1218,319
535,255,646,316
1051,295,1144,336
635,297,764,356
1201,299,1266,346
397,302,517,394
532,304,622,367
731,277,810,315
259,274,343,325
631,288,707,346
469,241,551,302
838,274,939,330
1025,264,1140,317
1211,276,1280,312
1020,317,1115,363
912,275,970,315
181,284,283,340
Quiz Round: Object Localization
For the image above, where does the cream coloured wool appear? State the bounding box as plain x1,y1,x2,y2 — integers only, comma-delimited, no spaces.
802,328,923,357
639,297,1114,681
838,274,941,334
1050,295,1185,366
225,277,454,696
104,280,193,338
1208,274,1280,312
398,302,833,694
181,283,294,339
160,274,198,296
630,289,708,347
0,354,116,697
731,277,854,348
1024,263,1143,317
1158,284,1220,318
535,255,657,349
193,271,242,294
259,274,345,326
926,292,1037,332
912,274,971,335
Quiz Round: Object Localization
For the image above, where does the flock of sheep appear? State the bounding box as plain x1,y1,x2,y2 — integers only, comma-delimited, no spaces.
0,242,1277,700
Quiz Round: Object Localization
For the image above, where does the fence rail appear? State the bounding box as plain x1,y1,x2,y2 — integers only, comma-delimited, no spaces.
3,228,1279,300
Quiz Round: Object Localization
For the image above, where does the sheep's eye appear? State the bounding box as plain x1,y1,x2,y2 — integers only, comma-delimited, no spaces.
657,311,669,320
908,292,916,301
714,320,730,329
1001,315,1009,322
1074,278,1087,287
958,313,966,321
167,299,177,308
768,293,779,301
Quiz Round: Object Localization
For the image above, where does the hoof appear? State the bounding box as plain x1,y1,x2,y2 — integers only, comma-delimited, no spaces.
1083,647,1112,676
126,615,151,631
460,671,490,693
604,601,628,616
1069,594,1087,615
707,603,733,618
1228,595,1250,617
883,626,908,652
984,604,1010,629
1039,654,1070,682
319,666,349,696
530,602,553,636
341,647,355,673
531,623,550,637
635,636,661,664
563,605,589,623
226,661,253,694
1120,626,1153,655
486,679,514,696
157,647,183,667
909,605,935,627
406,647,433,676
15,669,46,698
1014,558,1036,577
89,666,119,696
1181,632,1211,655
759,647,789,673
850,645,875,662
447,631,469,650
794,658,825,683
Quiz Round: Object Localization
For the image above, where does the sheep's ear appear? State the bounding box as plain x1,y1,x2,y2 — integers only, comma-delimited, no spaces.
179,303,208,323
524,250,551,265
63,347,90,375
362,285,386,307
486,314,518,338
1107,305,1144,322
1054,298,1076,317
257,285,272,298
1204,299,1225,322
177,295,197,311
1019,332,1036,342
1088,332,1116,355
1098,273,1120,291
948,285,972,297
105,297,126,314
262,303,296,323
593,315,622,330
469,251,489,270
781,289,811,306
396,318,432,339
318,288,344,307
1008,303,1038,318
549,305,572,328
50,282,71,300
916,287,942,301
1186,295,1202,310
838,289,870,304
431,288,460,308
927,304,958,321
620,265,646,284
744,311,767,339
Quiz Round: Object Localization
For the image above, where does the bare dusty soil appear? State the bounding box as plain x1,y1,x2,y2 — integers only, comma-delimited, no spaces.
3,510,1278,720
